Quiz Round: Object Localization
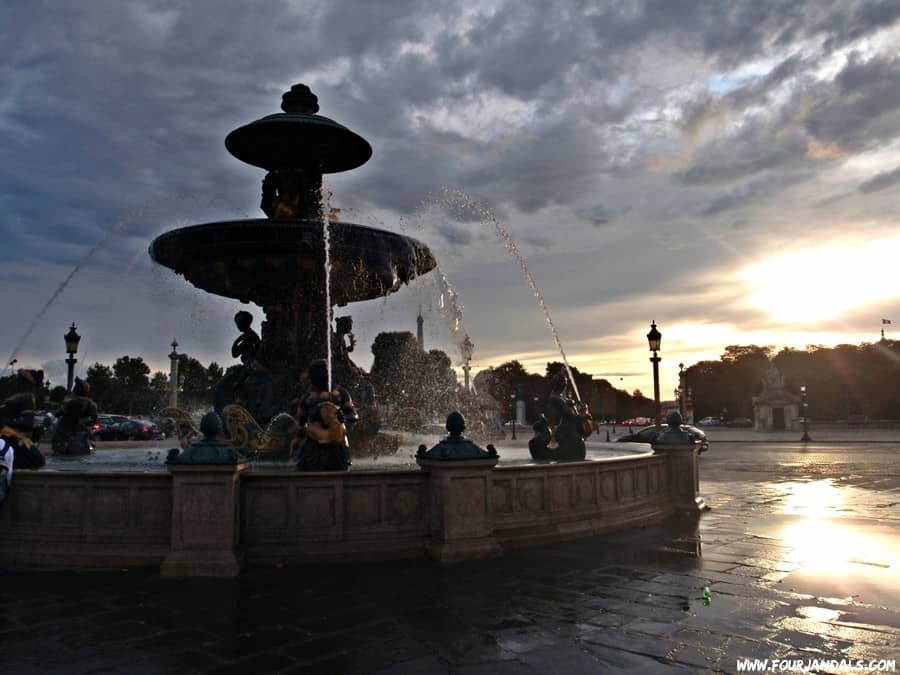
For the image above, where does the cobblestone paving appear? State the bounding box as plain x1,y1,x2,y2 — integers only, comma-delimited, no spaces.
2,442,898,674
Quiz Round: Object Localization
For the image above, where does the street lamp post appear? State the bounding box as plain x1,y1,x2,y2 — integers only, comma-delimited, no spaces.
646,321,662,430
800,384,811,442
678,362,685,418
64,323,81,394
509,393,517,440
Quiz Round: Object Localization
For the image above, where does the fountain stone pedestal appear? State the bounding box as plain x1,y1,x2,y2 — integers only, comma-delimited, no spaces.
161,412,250,577
416,412,501,562
651,412,708,515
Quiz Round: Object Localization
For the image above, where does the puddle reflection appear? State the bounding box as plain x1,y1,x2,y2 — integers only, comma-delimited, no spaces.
771,479,897,602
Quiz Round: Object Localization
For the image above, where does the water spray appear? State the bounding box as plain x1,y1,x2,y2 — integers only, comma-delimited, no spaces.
434,188,582,403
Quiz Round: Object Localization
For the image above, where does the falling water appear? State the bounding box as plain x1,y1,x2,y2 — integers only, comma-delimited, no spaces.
320,183,333,391
435,188,582,402
6,205,151,368
6,191,243,368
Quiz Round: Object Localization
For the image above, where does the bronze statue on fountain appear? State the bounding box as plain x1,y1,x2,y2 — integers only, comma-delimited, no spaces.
150,84,435,463
529,372,598,462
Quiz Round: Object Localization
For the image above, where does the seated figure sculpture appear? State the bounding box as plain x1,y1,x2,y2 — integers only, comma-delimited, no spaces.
529,372,597,462
215,310,289,425
293,359,358,471
231,310,261,364
52,378,98,456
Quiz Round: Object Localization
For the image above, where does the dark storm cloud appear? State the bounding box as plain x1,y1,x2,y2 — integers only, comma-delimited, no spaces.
678,50,900,193
699,171,812,216
3,0,899,376
859,165,900,193
804,54,900,150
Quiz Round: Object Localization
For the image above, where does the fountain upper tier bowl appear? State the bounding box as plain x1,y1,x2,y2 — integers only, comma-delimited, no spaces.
225,113,372,172
149,219,436,306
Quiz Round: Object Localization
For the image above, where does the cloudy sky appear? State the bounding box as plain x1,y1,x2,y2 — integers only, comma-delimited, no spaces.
2,0,900,401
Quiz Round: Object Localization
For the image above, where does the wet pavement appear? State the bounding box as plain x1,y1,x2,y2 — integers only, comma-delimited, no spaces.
3,440,899,674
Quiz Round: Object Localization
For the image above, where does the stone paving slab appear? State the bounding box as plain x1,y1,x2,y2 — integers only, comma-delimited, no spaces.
2,441,900,674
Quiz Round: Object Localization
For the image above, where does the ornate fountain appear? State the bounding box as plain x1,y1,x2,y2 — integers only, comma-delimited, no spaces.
150,84,436,427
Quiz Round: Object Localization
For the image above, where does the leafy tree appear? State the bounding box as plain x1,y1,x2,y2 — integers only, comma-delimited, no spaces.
370,332,460,420
85,362,115,411
149,372,170,412
112,356,151,415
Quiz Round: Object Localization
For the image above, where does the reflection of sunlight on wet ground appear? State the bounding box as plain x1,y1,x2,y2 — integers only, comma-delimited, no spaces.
772,479,898,603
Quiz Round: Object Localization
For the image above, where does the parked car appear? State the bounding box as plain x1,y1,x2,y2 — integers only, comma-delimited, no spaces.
107,418,165,441
90,414,130,441
726,417,753,428
616,424,709,452
696,416,722,426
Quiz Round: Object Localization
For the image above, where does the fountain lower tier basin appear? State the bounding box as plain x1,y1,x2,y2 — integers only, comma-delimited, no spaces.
149,219,436,306
1,443,705,575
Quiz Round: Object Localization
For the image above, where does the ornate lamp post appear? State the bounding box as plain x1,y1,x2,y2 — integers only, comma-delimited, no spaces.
509,392,517,440
646,321,662,430
64,323,81,393
678,362,685,417
800,384,811,442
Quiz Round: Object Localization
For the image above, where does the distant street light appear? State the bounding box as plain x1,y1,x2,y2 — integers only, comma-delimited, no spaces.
678,362,685,418
509,393,517,440
800,384,811,442
646,321,662,430
8,358,17,375
64,323,81,393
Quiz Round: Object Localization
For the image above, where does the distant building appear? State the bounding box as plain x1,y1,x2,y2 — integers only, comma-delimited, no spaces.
752,363,800,431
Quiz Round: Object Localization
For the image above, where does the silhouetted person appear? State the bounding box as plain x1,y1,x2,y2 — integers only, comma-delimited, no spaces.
0,369,47,470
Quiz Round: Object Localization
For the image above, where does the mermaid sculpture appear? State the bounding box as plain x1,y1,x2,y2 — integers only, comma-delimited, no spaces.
529,372,597,462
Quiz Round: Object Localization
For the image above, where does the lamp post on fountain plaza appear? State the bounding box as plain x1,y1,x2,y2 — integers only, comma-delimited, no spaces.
64,323,81,394
509,393,517,440
678,362,685,417
800,384,811,442
646,321,662,431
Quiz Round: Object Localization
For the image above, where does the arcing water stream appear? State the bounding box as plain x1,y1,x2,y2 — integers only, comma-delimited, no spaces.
6,193,249,370
434,188,583,402
320,183,334,391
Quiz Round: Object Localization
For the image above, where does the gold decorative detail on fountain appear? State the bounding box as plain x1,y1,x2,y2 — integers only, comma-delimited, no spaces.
304,401,347,445
221,404,299,459
159,407,201,450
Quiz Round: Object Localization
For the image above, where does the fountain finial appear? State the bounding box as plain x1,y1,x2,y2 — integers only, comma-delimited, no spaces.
281,84,319,114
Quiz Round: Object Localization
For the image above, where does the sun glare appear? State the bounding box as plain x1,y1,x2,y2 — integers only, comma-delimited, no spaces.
740,236,900,323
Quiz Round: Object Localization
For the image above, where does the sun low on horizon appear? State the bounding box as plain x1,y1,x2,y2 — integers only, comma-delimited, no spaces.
738,234,900,324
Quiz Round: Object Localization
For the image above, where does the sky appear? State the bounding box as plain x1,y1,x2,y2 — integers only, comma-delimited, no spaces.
2,0,899,401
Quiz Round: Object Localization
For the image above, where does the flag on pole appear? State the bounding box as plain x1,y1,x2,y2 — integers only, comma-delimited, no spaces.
883,319,892,325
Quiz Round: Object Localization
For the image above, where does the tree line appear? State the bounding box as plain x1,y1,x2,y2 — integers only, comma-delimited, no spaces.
684,340,900,422
79,354,223,415
8,335,894,424
0,354,226,416
473,360,657,423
